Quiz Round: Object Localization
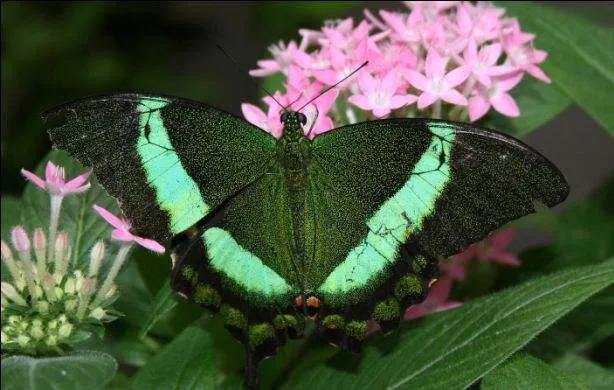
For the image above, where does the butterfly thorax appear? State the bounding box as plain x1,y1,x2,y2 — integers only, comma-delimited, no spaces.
278,112,312,275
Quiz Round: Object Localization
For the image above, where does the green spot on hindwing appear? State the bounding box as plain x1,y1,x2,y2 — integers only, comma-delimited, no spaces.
318,124,455,301
203,228,294,300
137,97,209,235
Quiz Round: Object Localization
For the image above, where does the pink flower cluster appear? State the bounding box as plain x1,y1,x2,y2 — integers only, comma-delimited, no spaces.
243,1,550,136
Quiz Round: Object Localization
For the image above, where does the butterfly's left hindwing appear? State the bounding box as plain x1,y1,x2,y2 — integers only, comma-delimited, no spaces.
45,94,276,244
308,119,569,309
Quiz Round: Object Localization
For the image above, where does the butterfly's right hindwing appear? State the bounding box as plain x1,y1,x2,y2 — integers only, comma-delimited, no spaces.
45,94,277,244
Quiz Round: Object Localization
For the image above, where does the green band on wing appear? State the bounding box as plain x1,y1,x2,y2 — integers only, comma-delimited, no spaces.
318,124,455,298
137,98,209,234
203,227,294,298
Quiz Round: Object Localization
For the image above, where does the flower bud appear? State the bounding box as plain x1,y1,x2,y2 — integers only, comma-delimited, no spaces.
54,286,64,300
17,334,30,347
90,307,106,320
1,282,27,306
47,319,58,330
64,299,77,312
30,324,45,340
11,226,30,253
8,315,21,325
1,240,21,281
33,228,47,265
89,240,105,277
58,322,73,338
64,277,76,295
1,331,7,344
35,301,50,314
46,335,57,347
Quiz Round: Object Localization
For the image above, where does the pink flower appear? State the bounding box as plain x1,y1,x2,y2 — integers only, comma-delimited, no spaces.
312,44,368,88
93,205,165,254
405,275,462,319
444,229,520,279
349,70,417,117
459,41,513,87
453,2,504,47
249,41,310,77
468,72,523,121
241,94,285,139
501,19,550,83
21,161,91,197
379,10,423,45
404,48,470,109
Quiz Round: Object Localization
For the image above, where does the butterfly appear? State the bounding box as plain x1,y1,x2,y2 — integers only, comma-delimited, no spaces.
45,92,569,386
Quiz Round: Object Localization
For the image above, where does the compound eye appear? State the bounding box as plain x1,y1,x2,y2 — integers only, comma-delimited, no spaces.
280,112,288,123
298,112,307,125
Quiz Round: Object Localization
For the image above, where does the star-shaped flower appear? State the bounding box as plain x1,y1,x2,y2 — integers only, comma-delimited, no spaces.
21,161,91,197
404,48,470,109
349,70,417,118
468,73,523,121
93,205,165,254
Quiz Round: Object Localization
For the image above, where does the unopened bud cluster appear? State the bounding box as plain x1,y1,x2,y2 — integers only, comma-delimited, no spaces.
1,227,119,355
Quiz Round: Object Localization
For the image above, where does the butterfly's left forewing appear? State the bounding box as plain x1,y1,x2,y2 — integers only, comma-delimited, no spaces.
308,119,569,313
46,94,277,244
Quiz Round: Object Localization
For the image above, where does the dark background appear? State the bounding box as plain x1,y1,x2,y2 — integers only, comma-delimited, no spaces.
2,1,613,208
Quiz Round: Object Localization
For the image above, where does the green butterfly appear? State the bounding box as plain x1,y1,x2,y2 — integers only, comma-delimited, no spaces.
45,93,568,385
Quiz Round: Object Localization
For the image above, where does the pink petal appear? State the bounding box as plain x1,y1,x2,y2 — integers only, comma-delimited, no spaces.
70,184,91,194
491,252,521,266
527,65,551,83
390,94,417,109
456,4,473,33
440,89,468,106
379,10,406,35
489,229,516,249
404,69,427,90
347,94,371,111
532,49,548,64
20,169,46,190
425,48,446,78
463,40,478,63
312,69,339,86
241,103,269,129
381,71,400,94
358,72,377,94
45,161,58,182
93,205,128,230
64,171,91,191
476,73,492,88
134,236,166,254
497,72,524,91
404,304,427,320
417,92,438,109
444,66,470,88
491,92,520,117
112,229,134,242
468,94,491,121
373,107,392,118
256,59,279,71
481,43,502,65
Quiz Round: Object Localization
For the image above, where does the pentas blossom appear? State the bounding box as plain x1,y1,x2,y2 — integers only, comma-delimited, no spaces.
245,1,551,131
93,205,165,254
21,161,91,197
2,161,156,355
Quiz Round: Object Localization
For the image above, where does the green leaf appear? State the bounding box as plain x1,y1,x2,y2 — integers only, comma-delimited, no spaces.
480,77,571,138
502,2,614,132
481,353,585,389
1,195,21,241
139,280,178,338
284,259,614,389
1,350,117,390
525,288,614,360
131,326,217,390
21,150,119,267
553,354,614,390
551,177,614,269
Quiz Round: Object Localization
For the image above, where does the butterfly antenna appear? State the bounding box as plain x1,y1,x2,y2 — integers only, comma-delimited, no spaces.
216,44,285,110
284,92,304,111
296,60,368,112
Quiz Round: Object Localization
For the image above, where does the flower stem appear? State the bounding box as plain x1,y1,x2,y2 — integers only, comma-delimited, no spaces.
48,195,64,262
432,100,442,119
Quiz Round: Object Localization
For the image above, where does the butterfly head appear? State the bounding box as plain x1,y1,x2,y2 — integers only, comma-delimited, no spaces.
280,111,307,140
